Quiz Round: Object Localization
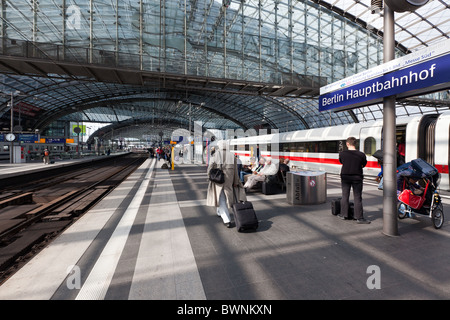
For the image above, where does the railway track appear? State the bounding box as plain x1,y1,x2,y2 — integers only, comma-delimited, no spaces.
0,154,147,283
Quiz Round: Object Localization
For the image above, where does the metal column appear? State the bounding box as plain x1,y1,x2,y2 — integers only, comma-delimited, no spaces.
382,5,399,236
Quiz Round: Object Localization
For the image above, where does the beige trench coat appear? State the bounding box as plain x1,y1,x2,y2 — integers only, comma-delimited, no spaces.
206,149,246,208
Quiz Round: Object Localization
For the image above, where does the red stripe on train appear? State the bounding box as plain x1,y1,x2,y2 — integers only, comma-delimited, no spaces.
435,164,449,174
234,152,450,174
233,152,380,169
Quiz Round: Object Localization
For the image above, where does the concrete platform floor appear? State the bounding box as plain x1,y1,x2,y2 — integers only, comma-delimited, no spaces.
172,164,450,300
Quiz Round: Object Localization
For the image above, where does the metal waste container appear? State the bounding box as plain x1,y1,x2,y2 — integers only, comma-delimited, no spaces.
286,171,327,205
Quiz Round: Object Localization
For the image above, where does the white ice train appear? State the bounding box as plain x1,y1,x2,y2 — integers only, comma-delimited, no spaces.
229,111,450,191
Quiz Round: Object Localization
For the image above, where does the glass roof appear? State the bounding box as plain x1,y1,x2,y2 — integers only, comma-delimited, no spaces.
320,0,450,52
0,0,448,141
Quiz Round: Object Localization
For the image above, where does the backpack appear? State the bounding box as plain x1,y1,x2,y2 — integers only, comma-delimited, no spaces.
44,151,49,156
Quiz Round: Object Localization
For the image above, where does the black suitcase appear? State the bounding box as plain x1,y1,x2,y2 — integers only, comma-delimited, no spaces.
331,198,354,219
232,201,258,232
331,198,341,215
411,158,438,176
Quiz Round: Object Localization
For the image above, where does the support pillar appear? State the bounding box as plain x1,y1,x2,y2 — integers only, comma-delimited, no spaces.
382,4,399,237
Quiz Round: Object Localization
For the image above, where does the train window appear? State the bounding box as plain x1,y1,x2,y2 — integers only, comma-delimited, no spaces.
318,141,339,153
311,142,319,152
281,141,341,153
364,137,376,155
278,140,370,153
288,143,295,152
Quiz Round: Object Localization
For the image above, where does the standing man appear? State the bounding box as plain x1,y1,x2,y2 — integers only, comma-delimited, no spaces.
339,137,370,224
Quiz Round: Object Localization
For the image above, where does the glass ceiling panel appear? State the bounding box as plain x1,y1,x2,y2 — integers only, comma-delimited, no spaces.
325,0,449,52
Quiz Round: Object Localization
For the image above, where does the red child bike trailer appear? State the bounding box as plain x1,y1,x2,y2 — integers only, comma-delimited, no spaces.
397,159,444,229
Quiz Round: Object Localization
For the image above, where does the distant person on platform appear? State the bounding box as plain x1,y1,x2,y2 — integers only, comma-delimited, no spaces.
338,137,370,224
43,148,50,165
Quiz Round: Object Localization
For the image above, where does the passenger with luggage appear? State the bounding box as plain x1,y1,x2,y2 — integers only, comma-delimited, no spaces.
206,140,246,228
338,137,370,224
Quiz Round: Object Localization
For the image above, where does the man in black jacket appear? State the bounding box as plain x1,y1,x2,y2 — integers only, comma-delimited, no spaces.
339,137,370,224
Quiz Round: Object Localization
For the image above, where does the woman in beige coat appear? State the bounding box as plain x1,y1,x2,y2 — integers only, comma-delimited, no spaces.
206,140,246,228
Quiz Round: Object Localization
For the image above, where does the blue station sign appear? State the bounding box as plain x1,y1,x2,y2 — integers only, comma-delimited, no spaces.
319,39,450,112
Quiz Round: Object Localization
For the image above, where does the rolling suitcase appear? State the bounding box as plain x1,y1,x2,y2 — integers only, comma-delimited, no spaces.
233,201,258,232
411,158,438,176
331,198,341,215
232,188,258,232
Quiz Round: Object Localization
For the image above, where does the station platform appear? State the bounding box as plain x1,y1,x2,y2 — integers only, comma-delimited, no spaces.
0,157,450,300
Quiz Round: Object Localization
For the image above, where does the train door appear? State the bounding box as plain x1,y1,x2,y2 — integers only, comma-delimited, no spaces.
378,122,408,165
359,125,383,155
417,114,439,165
435,111,450,191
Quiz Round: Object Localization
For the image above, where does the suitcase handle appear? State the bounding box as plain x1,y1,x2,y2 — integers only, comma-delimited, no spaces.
233,186,243,204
